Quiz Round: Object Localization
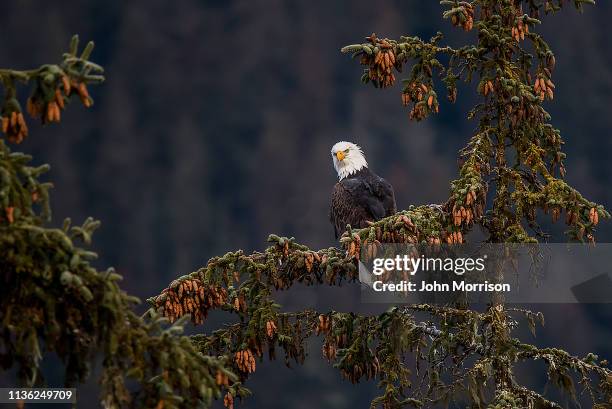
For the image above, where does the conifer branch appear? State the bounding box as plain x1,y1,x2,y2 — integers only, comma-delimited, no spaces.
0,35,102,144
0,37,240,409
149,1,612,407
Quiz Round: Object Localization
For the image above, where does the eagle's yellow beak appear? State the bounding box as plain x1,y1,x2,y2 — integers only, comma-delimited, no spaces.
336,151,346,161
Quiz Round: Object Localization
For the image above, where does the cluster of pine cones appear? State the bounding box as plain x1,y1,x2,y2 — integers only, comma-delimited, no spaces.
156,278,227,324
360,36,397,88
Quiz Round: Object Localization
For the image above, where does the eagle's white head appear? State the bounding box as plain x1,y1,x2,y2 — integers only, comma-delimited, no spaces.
331,141,368,180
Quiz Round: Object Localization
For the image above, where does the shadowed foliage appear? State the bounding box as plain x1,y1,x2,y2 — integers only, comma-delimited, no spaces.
0,36,240,409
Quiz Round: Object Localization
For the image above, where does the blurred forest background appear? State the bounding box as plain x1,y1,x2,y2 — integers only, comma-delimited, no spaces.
1,1,611,408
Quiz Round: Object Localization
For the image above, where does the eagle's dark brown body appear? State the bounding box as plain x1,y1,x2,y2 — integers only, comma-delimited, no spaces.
330,167,396,238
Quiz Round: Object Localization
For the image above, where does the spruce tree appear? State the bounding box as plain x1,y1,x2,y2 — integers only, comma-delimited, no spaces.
0,36,238,408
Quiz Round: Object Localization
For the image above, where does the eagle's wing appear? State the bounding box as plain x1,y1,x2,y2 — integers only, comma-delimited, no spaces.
344,177,386,219
330,176,396,238
374,175,397,217
349,175,396,219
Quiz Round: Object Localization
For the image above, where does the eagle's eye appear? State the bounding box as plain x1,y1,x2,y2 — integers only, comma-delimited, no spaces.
344,148,350,153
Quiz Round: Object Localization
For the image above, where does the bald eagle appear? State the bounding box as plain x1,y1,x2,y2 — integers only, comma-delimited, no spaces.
329,141,397,238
